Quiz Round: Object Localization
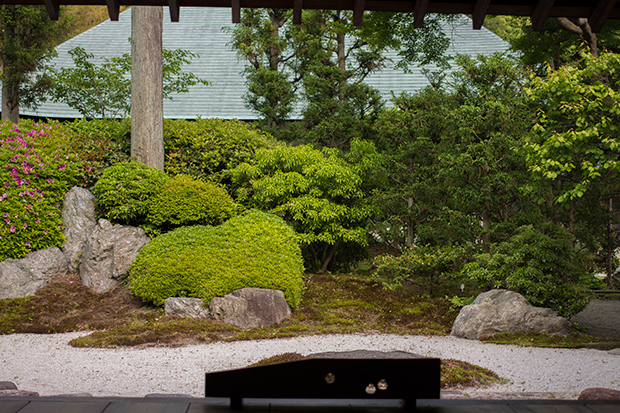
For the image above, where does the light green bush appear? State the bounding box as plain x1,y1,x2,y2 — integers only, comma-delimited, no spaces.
92,161,167,225
127,210,305,308
146,174,237,234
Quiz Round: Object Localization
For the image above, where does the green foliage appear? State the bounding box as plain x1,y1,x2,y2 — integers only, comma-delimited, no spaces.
372,53,533,250
462,224,589,317
127,210,305,308
50,46,209,118
525,52,620,203
373,245,470,297
230,144,373,272
163,118,276,183
0,122,80,260
92,161,167,225
146,174,237,234
0,5,70,118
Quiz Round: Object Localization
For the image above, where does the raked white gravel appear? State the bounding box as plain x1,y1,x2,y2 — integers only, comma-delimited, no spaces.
1,332,619,398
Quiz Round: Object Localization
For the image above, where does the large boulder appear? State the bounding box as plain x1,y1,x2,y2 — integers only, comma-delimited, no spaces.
164,297,210,318
80,219,150,293
62,186,97,271
0,247,69,300
209,288,291,329
451,289,570,340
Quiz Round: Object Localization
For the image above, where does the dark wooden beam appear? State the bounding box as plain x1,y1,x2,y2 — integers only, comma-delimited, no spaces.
231,0,240,23
169,0,180,21
531,0,555,31
353,0,364,26
105,0,119,20
472,0,492,29
414,0,428,28
590,0,618,33
293,0,302,24
43,0,59,20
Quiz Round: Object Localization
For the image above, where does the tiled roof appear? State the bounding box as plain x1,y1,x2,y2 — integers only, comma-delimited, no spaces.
23,7,509,120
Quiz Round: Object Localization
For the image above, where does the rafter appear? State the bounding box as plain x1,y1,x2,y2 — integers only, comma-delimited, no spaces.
43,0,59,20
590,0,618,33
531,0,555,31
472,0,491,30
169,0,180,22
414,0,429,29
293,0,303,24
231,0,240,23
105,0,119,21
353,0,365,26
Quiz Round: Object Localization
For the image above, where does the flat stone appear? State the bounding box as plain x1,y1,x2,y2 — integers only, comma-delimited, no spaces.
210,288,291,329
578,387,620,400
144,394,194,398
308,350,424,359
0,390,39,397
0,382,17,390
164,297,209,318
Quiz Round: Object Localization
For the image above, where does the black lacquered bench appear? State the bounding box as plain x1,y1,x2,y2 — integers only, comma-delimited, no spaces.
205,357,441,410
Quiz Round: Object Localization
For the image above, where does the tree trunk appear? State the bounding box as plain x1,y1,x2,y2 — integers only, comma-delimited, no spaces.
482,206,491,254
2,16,19,124
555,17,598,57
607,197,614,289
406,197,414,248
320,241,340,273
1,80,19,123
131,6,164,171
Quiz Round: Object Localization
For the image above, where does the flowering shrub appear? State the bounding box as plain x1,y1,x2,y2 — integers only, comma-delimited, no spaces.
0,122,80,261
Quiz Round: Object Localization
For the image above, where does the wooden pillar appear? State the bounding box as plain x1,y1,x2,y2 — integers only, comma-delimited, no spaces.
131,6,164,171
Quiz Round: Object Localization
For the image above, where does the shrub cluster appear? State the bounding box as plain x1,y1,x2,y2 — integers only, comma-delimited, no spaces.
163,118,277,182
92,161,237,236
0,122,80,261
128,210,305,308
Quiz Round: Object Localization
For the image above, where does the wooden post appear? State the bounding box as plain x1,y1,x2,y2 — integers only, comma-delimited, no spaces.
131,6,164,171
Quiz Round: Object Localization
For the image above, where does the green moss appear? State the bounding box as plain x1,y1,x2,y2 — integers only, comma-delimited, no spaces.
128,210,305,308
485,332,605,348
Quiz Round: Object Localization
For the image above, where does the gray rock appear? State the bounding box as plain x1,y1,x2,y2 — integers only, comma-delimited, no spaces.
50,393,93,397
0,247,69,299
62,187,97,271
164,297,210,318
0,382,17,390
578,387,620,400
210,288,291,329
451,289,570,340
79,219,150,293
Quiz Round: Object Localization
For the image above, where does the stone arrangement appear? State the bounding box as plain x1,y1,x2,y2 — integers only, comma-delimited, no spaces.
165,288,292,329
451,289,570,340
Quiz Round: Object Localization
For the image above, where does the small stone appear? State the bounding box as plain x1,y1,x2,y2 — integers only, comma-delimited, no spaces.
0,390,39,397
0,382,17,390
164,297,209,318
578,388,620,400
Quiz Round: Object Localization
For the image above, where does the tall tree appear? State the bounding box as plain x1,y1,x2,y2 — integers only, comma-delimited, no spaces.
0,5,68,123
524,52,620,287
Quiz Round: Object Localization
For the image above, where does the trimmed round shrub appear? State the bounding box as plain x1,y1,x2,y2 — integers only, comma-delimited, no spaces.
146,174,238,233
127,210,305,308
92,161,167,225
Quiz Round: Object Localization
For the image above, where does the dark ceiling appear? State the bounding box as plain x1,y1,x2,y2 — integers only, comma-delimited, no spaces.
1,0,618,32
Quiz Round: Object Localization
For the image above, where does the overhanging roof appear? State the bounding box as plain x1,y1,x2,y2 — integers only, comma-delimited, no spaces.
1,1,618,33
22,9,510,120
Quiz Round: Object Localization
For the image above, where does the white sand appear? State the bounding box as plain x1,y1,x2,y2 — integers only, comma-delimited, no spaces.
2,332,619,398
